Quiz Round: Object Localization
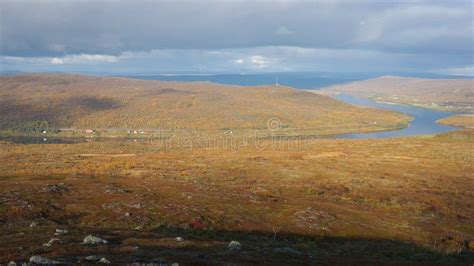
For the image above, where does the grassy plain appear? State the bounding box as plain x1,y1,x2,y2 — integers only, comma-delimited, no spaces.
0,74,472,264
0,130,473,264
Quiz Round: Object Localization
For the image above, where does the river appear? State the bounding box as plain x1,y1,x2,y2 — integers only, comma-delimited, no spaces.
333,94,458,138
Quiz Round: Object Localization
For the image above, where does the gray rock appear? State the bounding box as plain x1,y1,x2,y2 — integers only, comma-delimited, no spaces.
29,222,38,228
48,238,61,245
133,225,142,231
105,186,129,193
99,258,111,264
128,203,143,209
54,229,68,236
273,247,302,255
29,255,61,264
43,183,69,193
85,255,101,261
7,261,17,266
82,235,108,245
228,240,242,251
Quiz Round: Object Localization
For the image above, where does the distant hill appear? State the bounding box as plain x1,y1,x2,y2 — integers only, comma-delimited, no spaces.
321,76,474,113
0,74,409,134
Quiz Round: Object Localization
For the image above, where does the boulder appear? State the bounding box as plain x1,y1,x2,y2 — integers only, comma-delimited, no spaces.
54,229,68,235
29,255,61,265
83,235,108,245
105,186,129,193
133,225,142,231
228,241,242,251
99,258,111,264
48,238,61,245
85,255,101,261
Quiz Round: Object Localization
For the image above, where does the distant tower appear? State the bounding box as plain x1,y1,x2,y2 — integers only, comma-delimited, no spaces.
275,76,279,86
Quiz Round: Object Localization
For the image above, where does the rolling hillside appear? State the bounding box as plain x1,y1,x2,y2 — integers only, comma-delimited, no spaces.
321,76,474,112
0,74,409,134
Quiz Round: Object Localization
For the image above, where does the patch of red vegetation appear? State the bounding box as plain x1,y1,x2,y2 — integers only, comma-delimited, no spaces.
189,219,204,230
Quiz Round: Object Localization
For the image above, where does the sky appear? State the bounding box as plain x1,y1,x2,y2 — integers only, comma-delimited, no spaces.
0,0,473,75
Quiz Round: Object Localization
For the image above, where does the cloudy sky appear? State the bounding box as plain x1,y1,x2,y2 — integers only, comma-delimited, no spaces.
1,0,473,74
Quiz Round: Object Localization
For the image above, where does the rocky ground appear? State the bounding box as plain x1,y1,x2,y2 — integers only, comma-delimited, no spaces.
1,130,473,265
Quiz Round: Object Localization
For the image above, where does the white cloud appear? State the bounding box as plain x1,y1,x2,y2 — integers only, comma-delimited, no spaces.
54,54,120,64
1,46,472,74
2,56,26,62
230,55,278,70
250,55,273,69
435,65,474,76
51,58,64,64
2,53,122,70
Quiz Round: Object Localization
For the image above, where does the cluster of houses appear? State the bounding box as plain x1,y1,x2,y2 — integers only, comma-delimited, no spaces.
40,128,150,136
82,129,148,135
127,130,147,134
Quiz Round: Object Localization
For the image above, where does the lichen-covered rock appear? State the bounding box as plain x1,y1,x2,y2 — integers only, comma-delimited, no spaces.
83,235,108,245
228,240,242,251
54,229,68,235
85,255,101,261
29,255,61,264
99,258,111,264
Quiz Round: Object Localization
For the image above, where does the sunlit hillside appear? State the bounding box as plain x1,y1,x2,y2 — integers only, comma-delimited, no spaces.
322,76,474,112
0,74,409,134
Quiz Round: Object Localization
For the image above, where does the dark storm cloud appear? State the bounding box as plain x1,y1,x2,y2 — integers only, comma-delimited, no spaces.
1,0,472,57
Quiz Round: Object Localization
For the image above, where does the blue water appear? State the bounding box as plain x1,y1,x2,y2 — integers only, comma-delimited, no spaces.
129,72,370,89
128,72,463,138
333,94,458,138
127,72,469,90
